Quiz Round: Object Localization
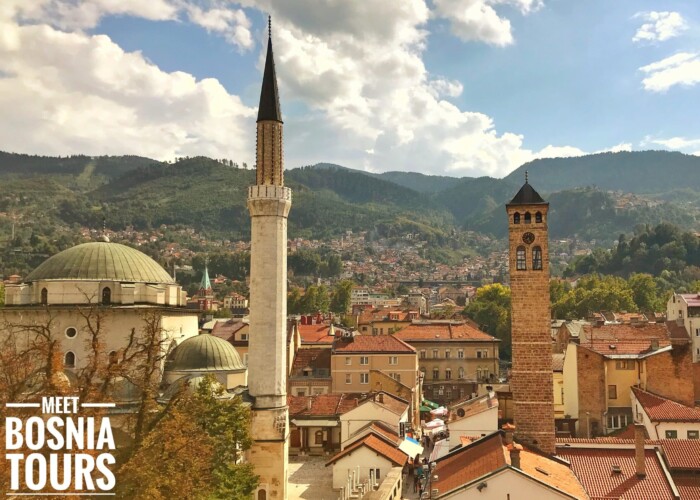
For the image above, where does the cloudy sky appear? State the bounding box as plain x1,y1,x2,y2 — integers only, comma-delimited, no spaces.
1,0,698,178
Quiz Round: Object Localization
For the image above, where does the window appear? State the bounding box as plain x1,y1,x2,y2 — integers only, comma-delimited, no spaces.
240,333,248,340
665,430,678,439
345,357,351,365
390,373,401,382
615,360,635,370
608,385,617,399
345,374,351,384
65,327,77,339
296,389,306,396
389,356,398,365
315,430,324,444
41,288,48,305
535,211,542,223
432,349,439,359
445,388,452,399
696,328,700,337
64,351,76,368
532,246,543,271
380,328,384,335
516,246,527,270
688,430,699,439
101,287,111,305
360,356,369,365
607,413,629,430
524,212,531,224
312,388,324,395
445,369,452,380
459,389,465,399
445,350,451,359
373,469,380,480
258,490,266,500
372,328,378,335
360,373,369,384
432,368,439,380
513,212,520,224
458,367,464,379
457,349,464,359
420,350,426,359
108,351,118,365
476,350,488,359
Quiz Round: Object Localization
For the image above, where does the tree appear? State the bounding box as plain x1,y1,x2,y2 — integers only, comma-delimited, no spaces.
628,273,664,311
464,284,512,359
330,280,354,314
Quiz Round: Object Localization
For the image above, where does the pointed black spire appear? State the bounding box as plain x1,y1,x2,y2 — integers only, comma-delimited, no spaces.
257,16,282,123
507,174,547,206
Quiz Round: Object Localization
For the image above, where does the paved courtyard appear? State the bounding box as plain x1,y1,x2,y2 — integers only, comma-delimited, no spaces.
288,456,336,500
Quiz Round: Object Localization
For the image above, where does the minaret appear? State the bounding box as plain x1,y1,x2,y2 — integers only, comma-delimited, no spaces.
506,173,555,454
247,17,291,499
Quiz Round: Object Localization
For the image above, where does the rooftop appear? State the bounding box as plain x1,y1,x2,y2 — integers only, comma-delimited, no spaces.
393,322,497,342
632,387,700,422
448,393,498,422
332,334,415,354
552,353,565,372
507,181,547,206
166,333,245,372
297,323,335,345
288,393,360,418
580,322,672,356
556,446,676,500
326,434,407,467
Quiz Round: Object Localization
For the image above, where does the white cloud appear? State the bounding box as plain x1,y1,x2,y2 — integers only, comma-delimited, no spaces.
648,136,700,150
182,3,253,50
432,0,543,47
640,52,700,92
633,11,687,43
598,142,633,153
0,10,255,160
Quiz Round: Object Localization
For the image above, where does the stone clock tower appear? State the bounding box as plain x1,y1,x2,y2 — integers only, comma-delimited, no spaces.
506,175,555,454
247,19,290,499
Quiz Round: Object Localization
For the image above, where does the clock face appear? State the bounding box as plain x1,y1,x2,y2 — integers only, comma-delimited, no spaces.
522,232,535,244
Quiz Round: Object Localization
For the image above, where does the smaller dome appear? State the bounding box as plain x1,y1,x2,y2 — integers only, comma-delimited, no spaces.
160,375,228,402
167,333,245,372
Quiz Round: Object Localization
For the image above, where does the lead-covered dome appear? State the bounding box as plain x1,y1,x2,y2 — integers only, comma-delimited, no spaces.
25,242,174,283
167,333,245,372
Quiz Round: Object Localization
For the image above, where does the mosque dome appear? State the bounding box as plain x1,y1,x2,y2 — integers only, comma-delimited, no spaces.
167,333,245,372
160,375,229,401
25,242,174,283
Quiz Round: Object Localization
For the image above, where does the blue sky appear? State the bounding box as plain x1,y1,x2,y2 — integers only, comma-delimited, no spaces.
1,0,698,177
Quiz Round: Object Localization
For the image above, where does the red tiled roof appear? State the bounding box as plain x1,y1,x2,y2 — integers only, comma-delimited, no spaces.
355,392,410,416
290,348,331,376
298,324,335,344
211,319,247,341
357,308,413,324
580,323,672,356
556,447,676,500
326,434,407,467
680,293,700,307
658,439,700,471
288,393,360,417
433,432,507,494
347,421,401,446
632,387,700,422
393,322,496,342
672,474,700,500
332,334,415,353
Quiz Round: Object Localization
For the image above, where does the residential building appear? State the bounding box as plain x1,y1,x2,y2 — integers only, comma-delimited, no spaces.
667,292,700,363
211,318,249,366
356,308,417,335
339,392,410,448
446,392,499,449
288,348,332,396
288,393,360,455
394,321,500,406
564,322,695,437
431,429,588,499
631,387,700,440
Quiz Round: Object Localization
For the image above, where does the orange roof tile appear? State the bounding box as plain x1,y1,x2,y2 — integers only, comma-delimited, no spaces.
393,322,496,342
580,323,672,356
355,392,410,416
326,434,407,467
658,439,700,471
556,447,676,500
288,394,360,417
290,348,331,377
632,387,700,422
332,334,415,353
552,353,565,372
671,474,700,500
298,324,335,344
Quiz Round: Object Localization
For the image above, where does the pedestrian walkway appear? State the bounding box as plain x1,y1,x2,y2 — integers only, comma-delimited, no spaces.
401,434,434,499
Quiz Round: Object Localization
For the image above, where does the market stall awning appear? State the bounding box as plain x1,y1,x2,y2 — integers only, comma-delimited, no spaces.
398,436,424,458
419,405,432,412
422,399,440,409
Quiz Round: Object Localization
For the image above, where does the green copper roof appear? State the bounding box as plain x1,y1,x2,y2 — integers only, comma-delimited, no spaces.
25,242,174,283
167,333,245,372
200,264,212,291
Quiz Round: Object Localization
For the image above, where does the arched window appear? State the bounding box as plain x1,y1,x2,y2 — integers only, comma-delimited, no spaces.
516,246,527,270
535,211,543,223
458,367,464,379
102,287,111,305
64,351,76,368
258,490,266,500
513,212,520,224
524,212,532,224
315,430,324,444
41,288,48,305
533,246,543,270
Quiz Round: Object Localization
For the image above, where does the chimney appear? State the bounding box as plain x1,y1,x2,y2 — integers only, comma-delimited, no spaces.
635,423,646,478
650,339,659,351
307,397,312,411
510,444,522,469
502,423,515,445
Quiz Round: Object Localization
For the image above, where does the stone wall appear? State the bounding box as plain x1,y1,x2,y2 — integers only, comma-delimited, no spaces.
576,346,606,437
646,345,695,406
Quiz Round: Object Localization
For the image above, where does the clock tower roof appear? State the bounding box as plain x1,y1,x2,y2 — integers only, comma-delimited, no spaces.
507,181,547,206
